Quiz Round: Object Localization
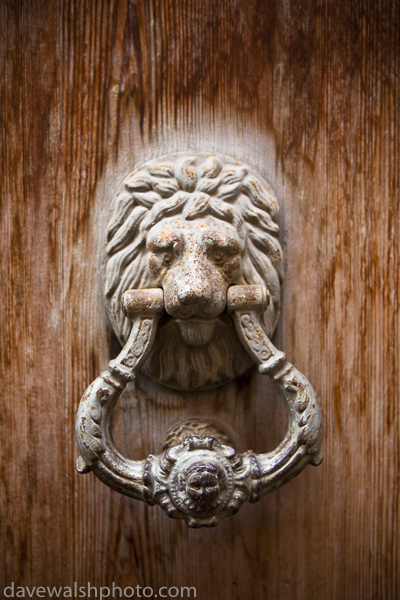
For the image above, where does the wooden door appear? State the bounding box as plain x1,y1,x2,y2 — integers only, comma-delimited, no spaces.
1,1,399,598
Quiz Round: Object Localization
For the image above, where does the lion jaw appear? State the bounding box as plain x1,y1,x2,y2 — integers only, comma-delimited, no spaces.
174,317,219,347
142,313,253,391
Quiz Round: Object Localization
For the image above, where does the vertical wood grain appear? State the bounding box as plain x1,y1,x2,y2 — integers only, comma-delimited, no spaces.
0,1,399,598
0,0,68,586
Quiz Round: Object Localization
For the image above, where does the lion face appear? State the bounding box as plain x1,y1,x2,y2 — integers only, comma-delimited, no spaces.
103,152,282,391
140,215,253,389
146,216,243,346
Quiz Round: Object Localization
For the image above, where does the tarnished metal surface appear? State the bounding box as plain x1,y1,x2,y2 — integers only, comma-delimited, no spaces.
75,153,323,527
102,153,282,390
76,283,323,527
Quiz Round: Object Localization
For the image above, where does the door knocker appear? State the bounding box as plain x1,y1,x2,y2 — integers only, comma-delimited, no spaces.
76,152,323,527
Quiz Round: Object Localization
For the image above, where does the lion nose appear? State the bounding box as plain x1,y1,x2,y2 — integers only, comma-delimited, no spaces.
169,265,215,317
177,279,212,307
163,261,227,319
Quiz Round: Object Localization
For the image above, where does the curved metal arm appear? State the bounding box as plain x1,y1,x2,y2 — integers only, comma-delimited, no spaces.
227,285,323,499
75,289,164,499
76,285,323,527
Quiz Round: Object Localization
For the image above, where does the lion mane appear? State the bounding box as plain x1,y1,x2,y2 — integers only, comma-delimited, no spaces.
102,153,283,390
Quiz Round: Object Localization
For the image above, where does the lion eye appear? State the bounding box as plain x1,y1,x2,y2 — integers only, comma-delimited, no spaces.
162,252,173,266
212,251,225,264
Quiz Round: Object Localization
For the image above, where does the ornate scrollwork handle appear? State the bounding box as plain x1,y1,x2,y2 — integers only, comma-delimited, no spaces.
76,285,323,527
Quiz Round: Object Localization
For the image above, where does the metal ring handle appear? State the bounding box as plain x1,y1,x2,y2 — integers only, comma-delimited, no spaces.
76,285,323,527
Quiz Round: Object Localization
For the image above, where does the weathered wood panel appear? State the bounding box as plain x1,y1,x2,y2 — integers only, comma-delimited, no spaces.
0,0,68,586
1,1,399,598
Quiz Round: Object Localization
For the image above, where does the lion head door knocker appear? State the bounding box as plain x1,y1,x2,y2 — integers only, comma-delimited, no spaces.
76,152,323,527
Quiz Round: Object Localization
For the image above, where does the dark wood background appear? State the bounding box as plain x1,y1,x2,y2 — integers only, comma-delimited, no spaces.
1,1,399,598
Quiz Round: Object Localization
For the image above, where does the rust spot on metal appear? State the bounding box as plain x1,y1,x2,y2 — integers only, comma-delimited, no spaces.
122,288,164,318
227,285,269,314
